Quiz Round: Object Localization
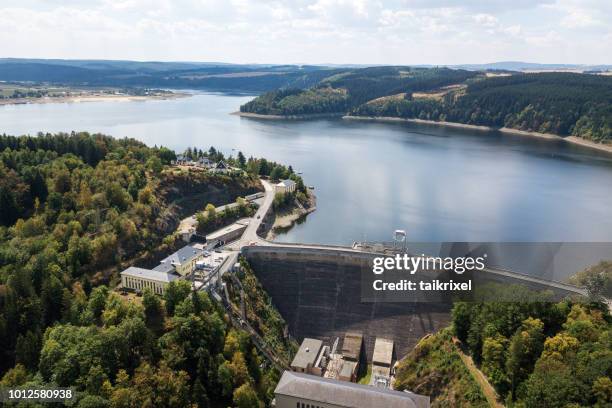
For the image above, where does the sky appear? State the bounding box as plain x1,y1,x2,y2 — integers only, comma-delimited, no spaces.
1,0,611,65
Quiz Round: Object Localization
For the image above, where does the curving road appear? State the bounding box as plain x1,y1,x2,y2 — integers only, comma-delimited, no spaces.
240,178,275,246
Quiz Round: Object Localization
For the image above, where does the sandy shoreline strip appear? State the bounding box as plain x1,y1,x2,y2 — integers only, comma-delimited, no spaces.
234,111,612,155
564,136,612,154
344,115,612,155
343,115,493,132
232,111,344,120
498,127,561,140
0,92,189,106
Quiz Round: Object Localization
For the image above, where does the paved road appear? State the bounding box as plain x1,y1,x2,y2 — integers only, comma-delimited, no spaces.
241,178,274,245
224,178,274,251
208,179,274,285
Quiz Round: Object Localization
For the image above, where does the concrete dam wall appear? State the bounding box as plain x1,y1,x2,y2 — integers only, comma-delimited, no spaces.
243,245,585,360
243,246,452,360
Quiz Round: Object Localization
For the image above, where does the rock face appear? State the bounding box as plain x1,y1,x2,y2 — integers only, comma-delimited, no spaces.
244,248,452,361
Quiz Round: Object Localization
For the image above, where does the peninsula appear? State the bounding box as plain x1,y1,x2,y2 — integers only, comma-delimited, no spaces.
238,67,612,153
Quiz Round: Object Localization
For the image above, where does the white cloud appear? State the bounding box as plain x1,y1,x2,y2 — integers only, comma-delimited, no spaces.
0,0,610,64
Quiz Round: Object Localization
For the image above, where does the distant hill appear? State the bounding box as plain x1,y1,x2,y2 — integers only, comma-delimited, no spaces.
0,58,341,92
450,61,612,72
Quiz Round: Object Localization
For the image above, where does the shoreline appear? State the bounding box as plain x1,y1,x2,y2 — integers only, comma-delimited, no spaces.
0,92,190,106
343,115,493,132
266,190,317,240
564,136,612,154
343,115,612,155
232,111,344,120
234,111,612,155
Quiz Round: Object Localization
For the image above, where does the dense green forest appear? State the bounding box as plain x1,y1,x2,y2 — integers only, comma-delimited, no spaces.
0,133,291,407
241,67,612,143
240,87,350,116
450,282,611,407
240,67,477,115
396,280,612,407
354,73,612,142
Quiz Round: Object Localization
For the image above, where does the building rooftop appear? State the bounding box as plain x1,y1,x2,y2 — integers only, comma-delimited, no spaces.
275,371,429,408
342,332,363,361
120,266,179,283
340,360,358,378
291,338,323,370
205,220,249,241
152,262,176,273
159,244,203,267
277,179,296,187
373,338,394,366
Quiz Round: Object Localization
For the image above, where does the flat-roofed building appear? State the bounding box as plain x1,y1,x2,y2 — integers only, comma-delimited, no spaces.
372,337,395,384
291,338,324,375
342,332,363,362
373,337,394,367
205,219,249,244
338,360,358,383
339,331,363,382
120,266,179,295
273,371,430,408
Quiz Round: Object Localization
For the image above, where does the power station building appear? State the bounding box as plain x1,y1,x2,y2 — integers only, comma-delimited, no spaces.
272,371,430,408
120,266,179,295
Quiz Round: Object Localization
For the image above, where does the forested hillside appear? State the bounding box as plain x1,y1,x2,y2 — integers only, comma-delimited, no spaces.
241,67,612,143
439,281,610,407
394,328,489,407
396,281,612,407
240,67,477,115
0,133,283,407
354,72,612,142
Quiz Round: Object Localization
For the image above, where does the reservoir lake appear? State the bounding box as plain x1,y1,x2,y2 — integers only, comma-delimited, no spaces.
2,92,612,248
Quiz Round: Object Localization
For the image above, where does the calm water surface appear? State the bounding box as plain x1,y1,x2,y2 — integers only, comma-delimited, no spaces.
2,92,612,245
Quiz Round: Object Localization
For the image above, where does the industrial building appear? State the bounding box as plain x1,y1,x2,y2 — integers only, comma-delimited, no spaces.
372,337,395,388
120,266,179,295
272,371,430,408
339,332,364,382
120,243,206,294
290,338,324,375
205,219,250,244
158,244,206,276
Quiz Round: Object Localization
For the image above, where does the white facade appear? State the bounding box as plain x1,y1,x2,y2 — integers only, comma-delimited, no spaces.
275,179,297,194
120,266,179,295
